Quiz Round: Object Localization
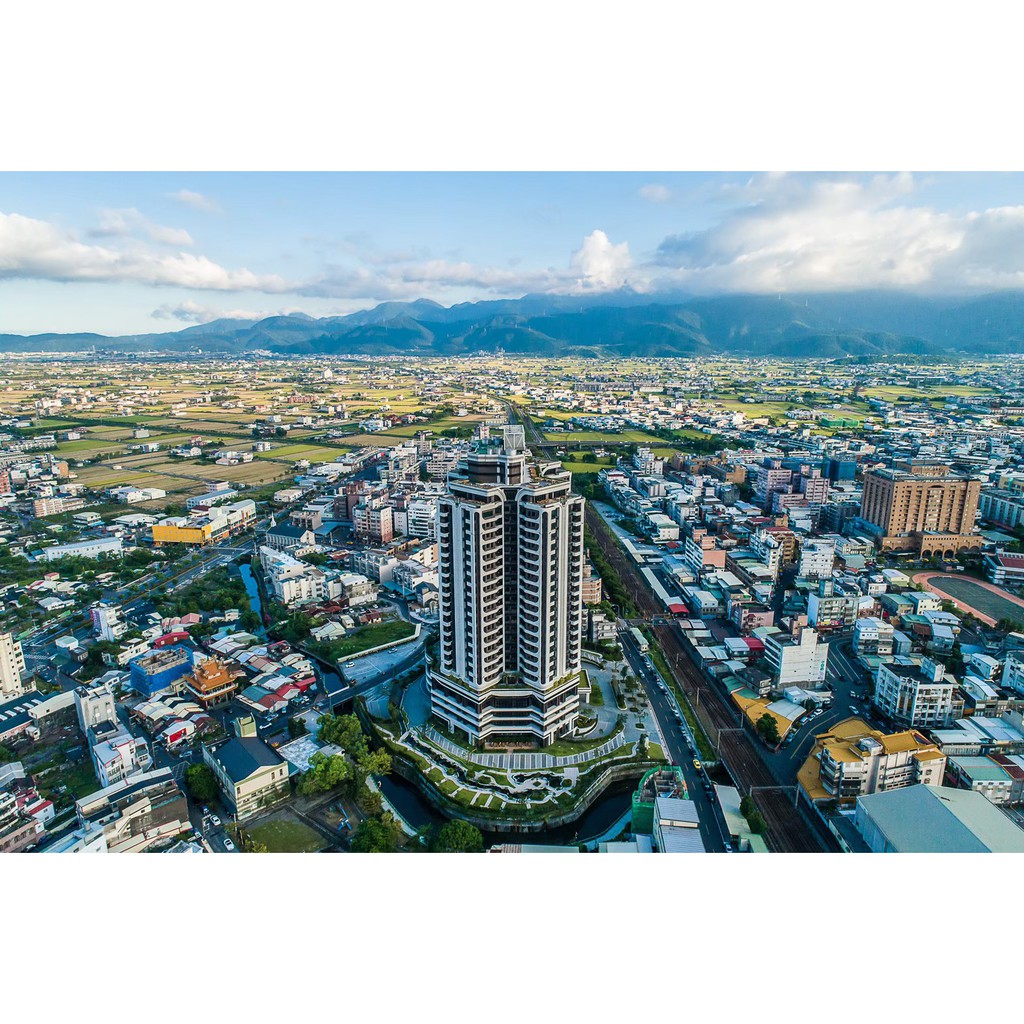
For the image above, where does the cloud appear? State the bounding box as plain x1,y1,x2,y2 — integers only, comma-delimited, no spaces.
151,299,291,323
167,189,220,213
570,230,633,291
0,211,292,293
296,230,636,300
639,183,672,203
91,208,194,247
646,172,1024,293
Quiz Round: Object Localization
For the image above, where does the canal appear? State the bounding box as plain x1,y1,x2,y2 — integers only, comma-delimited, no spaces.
379,772,635,846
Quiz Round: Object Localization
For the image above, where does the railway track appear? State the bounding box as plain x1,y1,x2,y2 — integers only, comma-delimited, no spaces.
585,505,837,853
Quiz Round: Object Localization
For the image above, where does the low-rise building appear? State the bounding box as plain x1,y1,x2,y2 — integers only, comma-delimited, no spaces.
203,737,290,821
41,537,123,561
73,768,189,853
854,784,1024,852
798,718,946,806
183,658,242,708
129,646,193,698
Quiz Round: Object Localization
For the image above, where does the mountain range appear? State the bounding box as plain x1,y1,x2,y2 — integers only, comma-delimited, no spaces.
6,290,1024,359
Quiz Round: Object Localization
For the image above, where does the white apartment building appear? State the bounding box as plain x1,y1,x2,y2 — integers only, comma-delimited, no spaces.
751,528,782,580
761,626,829,690
91,603,125,642
74,683,117,736
807,579,860,630
1002,651,1024,697
853,616,894,656
798,539,836,579
259,545,327,607
0,632,28,700
874,657,957,729
430,428,585,746
405,496,439,541
92,730,151,788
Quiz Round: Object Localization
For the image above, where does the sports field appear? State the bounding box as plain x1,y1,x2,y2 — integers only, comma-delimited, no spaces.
915,573,1024,626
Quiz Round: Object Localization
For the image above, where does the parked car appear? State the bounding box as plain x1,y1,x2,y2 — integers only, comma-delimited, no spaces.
223,837,236,852
210,814,222,827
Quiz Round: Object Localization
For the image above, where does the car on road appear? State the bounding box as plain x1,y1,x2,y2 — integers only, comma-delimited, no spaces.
693,758,702,772
848,705,858,713
210,815,222,827
222,837,236,852
812,708,824,718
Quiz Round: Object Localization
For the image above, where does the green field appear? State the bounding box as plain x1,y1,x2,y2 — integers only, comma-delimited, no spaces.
254,443,354,460
314,619,416,661
543,429,666,443
246,819,327,853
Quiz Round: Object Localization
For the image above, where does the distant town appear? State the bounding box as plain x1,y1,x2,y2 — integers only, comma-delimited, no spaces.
5,351,1024,853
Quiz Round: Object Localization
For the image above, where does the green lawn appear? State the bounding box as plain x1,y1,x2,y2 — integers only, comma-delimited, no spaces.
246,819,327,853
316,619,416,661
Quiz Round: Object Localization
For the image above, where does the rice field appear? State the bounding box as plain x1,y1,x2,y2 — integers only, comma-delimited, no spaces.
542,429,666,443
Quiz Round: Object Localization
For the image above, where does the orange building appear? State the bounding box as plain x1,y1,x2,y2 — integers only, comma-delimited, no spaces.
184,659,242,708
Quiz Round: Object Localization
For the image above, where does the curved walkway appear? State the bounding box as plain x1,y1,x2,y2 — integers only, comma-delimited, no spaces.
912,572,1024,627
422,725,632,770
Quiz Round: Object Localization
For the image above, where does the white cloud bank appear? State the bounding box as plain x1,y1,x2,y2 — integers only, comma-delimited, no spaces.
150,299,301,323
648,173,1024,293
167,189,221,213
9,175,1024,318
639,183,672,203
0,211,290,292
91,208,194,247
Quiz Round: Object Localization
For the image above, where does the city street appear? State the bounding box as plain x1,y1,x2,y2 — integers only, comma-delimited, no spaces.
761,629,885,778
618,625,732,852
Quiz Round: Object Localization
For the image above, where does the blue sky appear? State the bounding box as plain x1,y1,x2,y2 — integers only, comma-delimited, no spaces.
3,172,1024,335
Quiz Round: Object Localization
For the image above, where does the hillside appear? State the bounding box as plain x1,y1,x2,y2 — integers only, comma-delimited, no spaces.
6,290,1024,357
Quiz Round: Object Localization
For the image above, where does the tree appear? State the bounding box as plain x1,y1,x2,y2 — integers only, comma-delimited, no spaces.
297,751,354,795
350,812,403,853
356,786,384,816
318,714,368,758
755,712,780,746
184,763,218,803
430,819,484,853
747,810,767,834
356,748,392,780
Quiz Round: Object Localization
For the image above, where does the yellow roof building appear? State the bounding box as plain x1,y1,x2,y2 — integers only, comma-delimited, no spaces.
797,717,947,805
